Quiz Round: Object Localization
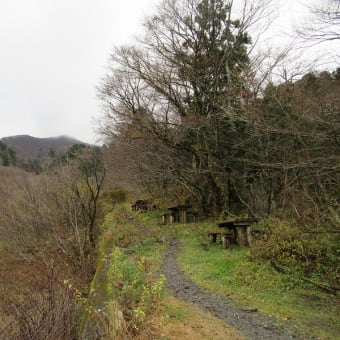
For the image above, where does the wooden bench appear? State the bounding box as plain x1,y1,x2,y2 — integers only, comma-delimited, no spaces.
162,212,175,224
208,231,234,246
221,234,233,248
208,232,221,243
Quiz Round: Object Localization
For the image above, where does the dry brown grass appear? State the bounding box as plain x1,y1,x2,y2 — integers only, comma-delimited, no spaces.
137,295,245,340
0,248,78,339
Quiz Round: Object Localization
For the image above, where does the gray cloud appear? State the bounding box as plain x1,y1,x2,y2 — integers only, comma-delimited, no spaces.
0,0,159,143
0,0,333,144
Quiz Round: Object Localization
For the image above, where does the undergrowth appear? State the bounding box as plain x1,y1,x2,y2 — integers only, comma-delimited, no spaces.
92,206,339,339
103,205,167,337
107,247,165,334
251,218,339,288
178,232,340,340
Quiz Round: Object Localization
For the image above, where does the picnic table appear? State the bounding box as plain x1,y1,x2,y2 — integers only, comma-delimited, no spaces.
217,218,258,247
162,205,197,224
131,200,153,212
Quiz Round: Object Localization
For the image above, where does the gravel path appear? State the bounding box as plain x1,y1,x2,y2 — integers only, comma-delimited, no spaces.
160,239,308,340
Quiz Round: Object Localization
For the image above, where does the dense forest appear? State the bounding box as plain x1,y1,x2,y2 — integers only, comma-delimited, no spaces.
0,0,339,338
98,0,339,225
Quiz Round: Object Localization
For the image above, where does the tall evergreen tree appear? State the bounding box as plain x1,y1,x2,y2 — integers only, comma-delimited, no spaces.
99,0,260,215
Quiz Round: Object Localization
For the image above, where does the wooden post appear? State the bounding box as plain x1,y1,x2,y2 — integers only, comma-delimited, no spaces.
178,207,187,223
222,235,231,248
247,226,252,245
236,226,250,247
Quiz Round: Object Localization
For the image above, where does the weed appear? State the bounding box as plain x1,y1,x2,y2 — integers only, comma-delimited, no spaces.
164,304,187,322
107,247,166,334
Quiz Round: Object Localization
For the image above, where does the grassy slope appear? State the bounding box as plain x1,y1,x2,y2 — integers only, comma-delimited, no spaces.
178,232,340,340
101,207,244,339
102,207,339,339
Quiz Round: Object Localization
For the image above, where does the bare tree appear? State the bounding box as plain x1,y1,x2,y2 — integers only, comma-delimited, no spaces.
98,0,277,215
297,0,340,45
52,146,106,249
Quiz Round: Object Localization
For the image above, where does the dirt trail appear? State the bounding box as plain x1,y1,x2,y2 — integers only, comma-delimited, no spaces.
161,239,307,340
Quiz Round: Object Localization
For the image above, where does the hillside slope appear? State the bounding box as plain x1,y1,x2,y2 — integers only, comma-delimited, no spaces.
1,135,85,160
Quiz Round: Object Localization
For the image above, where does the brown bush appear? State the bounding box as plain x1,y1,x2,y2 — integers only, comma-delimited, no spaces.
0,248,78,339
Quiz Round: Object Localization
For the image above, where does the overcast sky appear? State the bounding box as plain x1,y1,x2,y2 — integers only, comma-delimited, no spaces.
0,0,325,144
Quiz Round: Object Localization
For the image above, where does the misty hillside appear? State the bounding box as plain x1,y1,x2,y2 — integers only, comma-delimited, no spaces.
1,135,86,160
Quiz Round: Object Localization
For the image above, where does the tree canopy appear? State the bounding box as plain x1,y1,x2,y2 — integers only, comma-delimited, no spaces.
99,0,340,224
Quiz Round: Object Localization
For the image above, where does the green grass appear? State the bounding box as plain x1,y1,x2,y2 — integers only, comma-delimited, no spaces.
80,205,167,337
97,206,340,339
109,205,166,269
164,303,187,322
178,234,340,340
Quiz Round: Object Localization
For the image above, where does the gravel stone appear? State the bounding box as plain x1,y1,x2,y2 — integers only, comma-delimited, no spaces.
160,239,310,340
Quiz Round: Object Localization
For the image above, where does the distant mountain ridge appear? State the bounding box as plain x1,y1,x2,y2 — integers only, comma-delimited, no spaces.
0,135,86,160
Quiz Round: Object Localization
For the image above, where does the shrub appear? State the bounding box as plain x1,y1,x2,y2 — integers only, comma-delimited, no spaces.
0,252,77,339
251,219,339,287
107,247,165,334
